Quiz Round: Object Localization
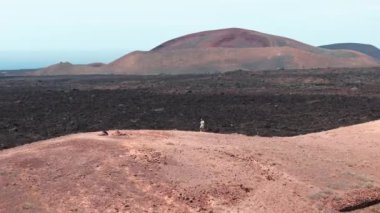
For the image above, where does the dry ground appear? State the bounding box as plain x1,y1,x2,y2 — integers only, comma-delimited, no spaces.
1,121,380,212
3,68,380,150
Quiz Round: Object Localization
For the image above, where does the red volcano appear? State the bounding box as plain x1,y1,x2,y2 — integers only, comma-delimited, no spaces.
36,28,380,75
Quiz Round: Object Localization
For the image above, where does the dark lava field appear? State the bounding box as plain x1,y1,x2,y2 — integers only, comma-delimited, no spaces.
1,67,380,149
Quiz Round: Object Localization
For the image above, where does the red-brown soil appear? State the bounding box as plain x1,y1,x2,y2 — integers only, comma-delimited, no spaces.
34,28,380,75
329,188,380,211
1,121,380,212
151,28,314,51
108,47,379,75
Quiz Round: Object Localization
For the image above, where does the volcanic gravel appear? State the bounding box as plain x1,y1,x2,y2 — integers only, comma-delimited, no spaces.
1,67,380,149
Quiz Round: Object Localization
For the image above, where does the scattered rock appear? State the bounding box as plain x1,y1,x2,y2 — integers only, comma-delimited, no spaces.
99,130,109,136
329,188,380,212
113,130,127,136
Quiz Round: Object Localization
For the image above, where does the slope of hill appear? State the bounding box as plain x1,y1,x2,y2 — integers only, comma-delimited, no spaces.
1,121,380,212
33,62,107,76
151,28,315,51
108,47,378,75
35,28,380,75
320,43,380,61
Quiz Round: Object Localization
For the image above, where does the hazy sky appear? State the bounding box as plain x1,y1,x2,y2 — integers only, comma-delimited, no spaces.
1,0,379,69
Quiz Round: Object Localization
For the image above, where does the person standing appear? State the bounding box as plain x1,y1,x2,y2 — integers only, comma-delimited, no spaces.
200,118,205,132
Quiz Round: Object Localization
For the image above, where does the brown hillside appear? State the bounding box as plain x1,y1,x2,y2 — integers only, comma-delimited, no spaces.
320,43,380,61
1,121,380,212
151,28,315,51
33,62,107,76
108,47,379,75
34,28,380,75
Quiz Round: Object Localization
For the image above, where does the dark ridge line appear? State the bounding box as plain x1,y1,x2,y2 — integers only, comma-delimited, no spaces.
339,199,380,212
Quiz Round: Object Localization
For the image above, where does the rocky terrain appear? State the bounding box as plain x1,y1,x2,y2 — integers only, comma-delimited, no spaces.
0,121,379,212
2,67,380,150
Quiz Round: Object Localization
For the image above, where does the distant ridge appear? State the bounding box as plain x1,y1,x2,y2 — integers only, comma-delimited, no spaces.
320,43,380,61
0,69,40,76
34,28,380,75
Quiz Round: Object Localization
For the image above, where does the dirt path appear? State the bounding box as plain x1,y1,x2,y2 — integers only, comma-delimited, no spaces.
1,121,380,212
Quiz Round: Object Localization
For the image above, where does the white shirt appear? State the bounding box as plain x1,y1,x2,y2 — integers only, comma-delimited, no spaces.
200,120,205,128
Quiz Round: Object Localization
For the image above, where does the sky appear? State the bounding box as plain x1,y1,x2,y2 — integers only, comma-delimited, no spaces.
1,0,379,69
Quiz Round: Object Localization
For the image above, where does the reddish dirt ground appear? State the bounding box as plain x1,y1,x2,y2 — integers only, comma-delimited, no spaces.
1,121,380,212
